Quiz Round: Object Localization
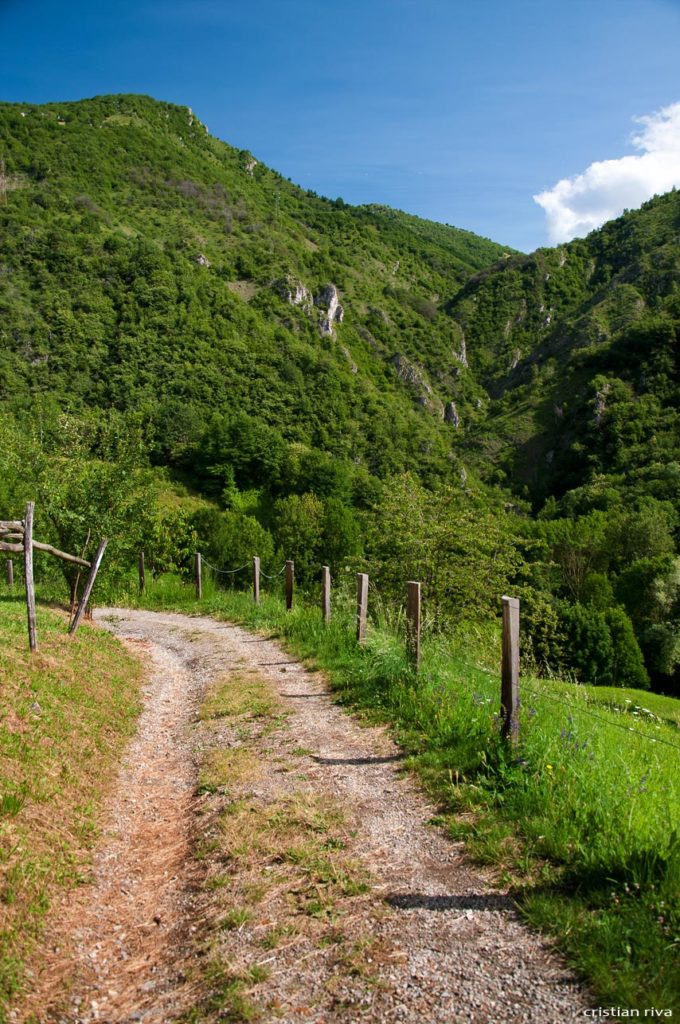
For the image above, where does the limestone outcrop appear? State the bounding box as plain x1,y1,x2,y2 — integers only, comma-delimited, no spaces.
444,401,460,427
273,275,314,314
316,284,344,335
390,354,443,417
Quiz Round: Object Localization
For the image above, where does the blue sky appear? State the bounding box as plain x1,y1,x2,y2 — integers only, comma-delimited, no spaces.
1,0,679,250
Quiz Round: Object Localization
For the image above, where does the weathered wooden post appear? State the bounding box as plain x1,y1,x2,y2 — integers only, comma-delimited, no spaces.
406,581,421,670
23,503,37,652
69,539,108,636
6,559,13,587
195,552,202,600
285,560,294,611
253,556,260,605
138,551,145,593
356,572,368,644
501,595,520,743
321,565,331,625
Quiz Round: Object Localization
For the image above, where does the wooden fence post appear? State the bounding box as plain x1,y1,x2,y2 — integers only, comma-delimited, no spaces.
253,556,260,605
23,502,37,652
285,560,294,611
406,581,421,670
69,539,108,636
138,551,145,593
356,572,368,644
321,565,331,625
6,559,13,587
195,552,202,600
501,595,520,743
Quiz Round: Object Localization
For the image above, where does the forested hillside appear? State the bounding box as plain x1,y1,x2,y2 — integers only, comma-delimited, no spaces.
443,191,680,693
0,93,505,485
448,190,680,505
1,94,679,695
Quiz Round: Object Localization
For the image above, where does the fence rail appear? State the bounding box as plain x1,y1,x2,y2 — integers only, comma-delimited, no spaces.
1,501,107,651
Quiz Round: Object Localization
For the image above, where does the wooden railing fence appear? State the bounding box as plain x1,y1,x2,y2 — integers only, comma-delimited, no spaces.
1,502,108,651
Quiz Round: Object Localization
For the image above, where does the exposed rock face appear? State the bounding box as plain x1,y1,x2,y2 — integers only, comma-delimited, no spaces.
195,253,211,268
594,382,611,425
273,275,313,314
316,284,344,336
444,401,460,427
390,354,443,417
271,279,345,336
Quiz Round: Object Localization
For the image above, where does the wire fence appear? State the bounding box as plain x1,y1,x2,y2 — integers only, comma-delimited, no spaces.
260,565,286,580
201,557,287,580
520,681,680,752
192,551,680,756
201,557,250,577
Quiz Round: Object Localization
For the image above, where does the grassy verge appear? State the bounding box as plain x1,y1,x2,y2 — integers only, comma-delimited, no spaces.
0,594,143,1022
119,572,680,1012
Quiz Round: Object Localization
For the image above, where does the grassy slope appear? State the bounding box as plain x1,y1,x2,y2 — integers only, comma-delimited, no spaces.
0,596,143,1021
123,573,680,1012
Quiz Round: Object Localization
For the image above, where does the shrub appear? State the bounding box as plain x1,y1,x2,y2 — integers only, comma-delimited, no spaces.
605,606,650,689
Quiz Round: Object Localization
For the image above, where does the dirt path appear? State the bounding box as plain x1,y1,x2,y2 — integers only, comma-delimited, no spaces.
18,609,591,1023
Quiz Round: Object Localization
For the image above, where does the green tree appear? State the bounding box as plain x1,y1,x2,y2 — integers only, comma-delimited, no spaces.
271,493,325,582
365,474,522,625
605,607,650,689
192,507,275,578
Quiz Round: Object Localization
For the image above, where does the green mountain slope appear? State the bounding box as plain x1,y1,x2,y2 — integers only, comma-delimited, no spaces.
0,93,508,487
444,190,680,506
1,93,678,697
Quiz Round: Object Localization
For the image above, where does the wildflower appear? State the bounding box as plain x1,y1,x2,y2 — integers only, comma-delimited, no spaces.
546,764,553,773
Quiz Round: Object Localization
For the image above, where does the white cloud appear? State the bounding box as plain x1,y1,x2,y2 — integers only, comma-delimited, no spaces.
533,102,680,244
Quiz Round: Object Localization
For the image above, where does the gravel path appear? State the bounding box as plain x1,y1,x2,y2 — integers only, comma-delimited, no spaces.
18,609,592,1023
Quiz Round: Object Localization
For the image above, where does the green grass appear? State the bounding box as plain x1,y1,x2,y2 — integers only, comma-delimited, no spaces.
121,571,680,1012
0,592,143,1022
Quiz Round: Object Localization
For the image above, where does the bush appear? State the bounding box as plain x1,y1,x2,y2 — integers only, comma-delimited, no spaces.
518,587,565,674
191,508,275,578
605,606,650,689
558,602,613,684
556,602,649,687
